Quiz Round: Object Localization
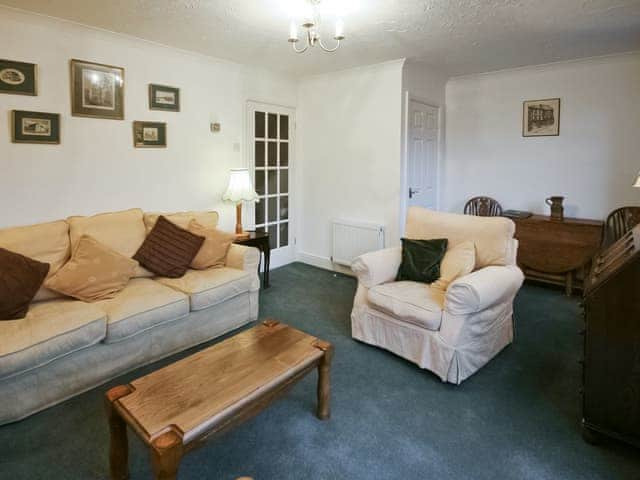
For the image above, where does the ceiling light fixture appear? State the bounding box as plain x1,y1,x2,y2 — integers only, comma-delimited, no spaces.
288,0,345,53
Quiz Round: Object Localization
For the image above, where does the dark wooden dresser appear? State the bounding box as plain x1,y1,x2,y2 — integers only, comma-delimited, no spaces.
581,225,640,447
512,215,603,295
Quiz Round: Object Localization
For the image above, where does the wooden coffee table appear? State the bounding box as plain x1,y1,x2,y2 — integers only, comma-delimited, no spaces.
104,319,333,480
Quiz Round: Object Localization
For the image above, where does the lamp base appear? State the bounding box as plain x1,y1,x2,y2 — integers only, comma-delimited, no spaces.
235,203,250,240
235,231,250,240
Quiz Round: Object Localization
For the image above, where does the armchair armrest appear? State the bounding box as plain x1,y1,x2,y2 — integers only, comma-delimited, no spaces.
351,247,401,288
225,244,260,273
445,265,524,315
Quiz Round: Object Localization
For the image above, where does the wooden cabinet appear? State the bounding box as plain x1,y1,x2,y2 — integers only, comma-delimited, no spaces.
581,226,640,447
512,215,603,295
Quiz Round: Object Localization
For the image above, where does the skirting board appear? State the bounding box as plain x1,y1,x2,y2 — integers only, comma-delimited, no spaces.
296,251,355,277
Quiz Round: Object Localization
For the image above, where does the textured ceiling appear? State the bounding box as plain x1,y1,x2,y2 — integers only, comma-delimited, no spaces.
3,0,640,76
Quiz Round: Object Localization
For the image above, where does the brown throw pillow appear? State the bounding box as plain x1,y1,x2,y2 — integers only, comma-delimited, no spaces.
0,248,50,320
133,216,205,278
45,235,138,302
188,220,235,270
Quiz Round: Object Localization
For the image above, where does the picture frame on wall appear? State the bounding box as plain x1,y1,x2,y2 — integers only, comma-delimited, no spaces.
149,84,180,112
133,121,167,148
522,98,560,137
0,59,37,96
12,110,60,144
70,59,124,119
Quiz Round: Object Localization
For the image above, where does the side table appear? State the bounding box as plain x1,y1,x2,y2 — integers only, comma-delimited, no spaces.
234,231,270,288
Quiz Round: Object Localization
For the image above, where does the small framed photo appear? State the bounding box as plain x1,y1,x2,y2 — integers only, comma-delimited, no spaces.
12,110,60,144
523,98,560,137
0,59,37,96
149,84,180,112
70,59,124,120
133,121,166,148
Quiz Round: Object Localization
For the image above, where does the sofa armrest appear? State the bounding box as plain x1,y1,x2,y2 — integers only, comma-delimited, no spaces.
445,265,524,315
351,247,402,288
225,244,260,273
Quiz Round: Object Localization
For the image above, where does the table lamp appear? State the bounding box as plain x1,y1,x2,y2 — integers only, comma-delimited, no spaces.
222,168,259,239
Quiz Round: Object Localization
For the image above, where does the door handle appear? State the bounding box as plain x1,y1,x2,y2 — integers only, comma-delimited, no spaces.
409,187,421,198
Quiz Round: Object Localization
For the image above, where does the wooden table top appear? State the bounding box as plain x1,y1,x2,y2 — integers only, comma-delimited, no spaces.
114,321,324,444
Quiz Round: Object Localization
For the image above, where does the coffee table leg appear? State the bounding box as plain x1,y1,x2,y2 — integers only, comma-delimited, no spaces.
151,430,184,480
105,385,133,480
314,340,334,420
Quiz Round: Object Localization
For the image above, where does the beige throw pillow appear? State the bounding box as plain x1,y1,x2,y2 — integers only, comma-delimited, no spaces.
45,235,138,302
431,240,476,293
188,220,235,270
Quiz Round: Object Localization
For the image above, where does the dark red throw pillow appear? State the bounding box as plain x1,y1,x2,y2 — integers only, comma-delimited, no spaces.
133,216,205,278
0,248,50,320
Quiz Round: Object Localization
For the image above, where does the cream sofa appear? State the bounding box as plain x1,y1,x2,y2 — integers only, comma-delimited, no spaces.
0,208,260,425
351,207,524,384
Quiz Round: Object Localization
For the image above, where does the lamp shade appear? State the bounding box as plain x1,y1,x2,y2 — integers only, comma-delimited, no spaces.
222,168,259,203
634,172,640,188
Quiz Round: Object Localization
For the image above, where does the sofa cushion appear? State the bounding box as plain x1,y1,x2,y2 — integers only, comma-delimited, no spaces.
404,207,516,269
133,216,205,278
368,282,444,331
67,208,150,278
0,248,50,320
188,220,235,270
431,240,476,294
396,238,448,284
0,299,106,379
157,267,253,311
143,211,219,233
0,219,70,301
95,278,189,344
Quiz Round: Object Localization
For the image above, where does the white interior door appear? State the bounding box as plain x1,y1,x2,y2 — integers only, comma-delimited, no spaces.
247,101,295,269
407,101,439,210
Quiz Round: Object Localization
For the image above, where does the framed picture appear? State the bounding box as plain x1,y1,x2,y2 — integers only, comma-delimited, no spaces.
70,59,124,119
149,84,180,112
133,121,166,148
523,98,560,137
0,59,37,96
12,110,60,144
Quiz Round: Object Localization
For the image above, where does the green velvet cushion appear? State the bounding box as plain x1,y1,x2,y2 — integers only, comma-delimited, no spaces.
396,238,448,284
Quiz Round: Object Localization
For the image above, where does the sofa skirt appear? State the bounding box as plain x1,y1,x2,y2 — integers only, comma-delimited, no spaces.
0,290,258,425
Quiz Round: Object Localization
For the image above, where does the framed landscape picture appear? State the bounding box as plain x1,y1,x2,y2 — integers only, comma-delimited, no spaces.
133,121,166,148
0,59,37,96
70,59,124,119
149,84,180,112
12,110,60,144
523,98,560,137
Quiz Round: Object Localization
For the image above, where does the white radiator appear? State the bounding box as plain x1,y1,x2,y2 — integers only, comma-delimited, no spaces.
331,219,385,267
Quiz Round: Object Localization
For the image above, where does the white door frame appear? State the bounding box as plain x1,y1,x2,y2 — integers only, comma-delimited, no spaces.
400,92,442,234
245,100,296,270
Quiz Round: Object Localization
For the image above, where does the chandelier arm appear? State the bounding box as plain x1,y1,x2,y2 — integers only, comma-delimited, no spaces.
318,37,341,53
291,40,310,54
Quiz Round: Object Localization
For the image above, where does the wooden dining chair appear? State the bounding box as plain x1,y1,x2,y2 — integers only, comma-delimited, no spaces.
463,196,503,217
602,206,640,248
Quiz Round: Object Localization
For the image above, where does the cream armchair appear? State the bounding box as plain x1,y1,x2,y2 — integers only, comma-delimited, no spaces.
351,207,524,384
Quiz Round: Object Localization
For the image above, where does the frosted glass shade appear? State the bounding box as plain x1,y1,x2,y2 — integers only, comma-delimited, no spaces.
222,168,259,203
634,172,640,188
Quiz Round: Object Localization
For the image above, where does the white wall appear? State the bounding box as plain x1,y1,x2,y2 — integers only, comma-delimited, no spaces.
444,53,640,219
400,60,448,229
0,7,297,230
295,60,404,269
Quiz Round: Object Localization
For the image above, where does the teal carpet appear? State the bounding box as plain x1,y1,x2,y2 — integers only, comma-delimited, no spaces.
1,263,639,479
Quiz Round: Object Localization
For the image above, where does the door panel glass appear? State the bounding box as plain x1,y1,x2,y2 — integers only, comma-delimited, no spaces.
280,142,288,167
267,170,277,195
255,141,265,167
280,195,288,220
268,113,278,139
280,115,289,140
255,112,265,138
255,170,265,196
255,199,265,225
268,142,277,167
268,198,277,223
279,222,289,248
280,169,288,194
268,224,277,249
